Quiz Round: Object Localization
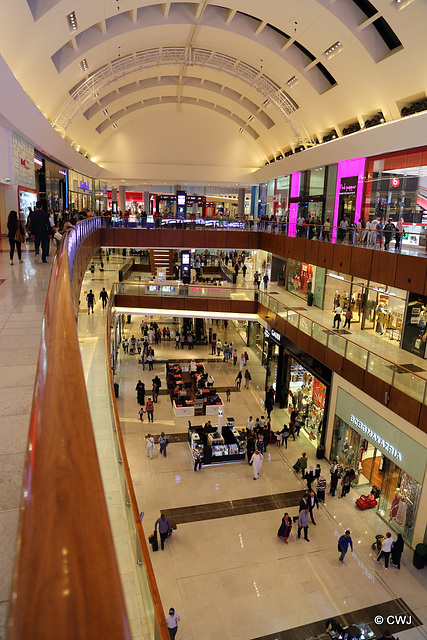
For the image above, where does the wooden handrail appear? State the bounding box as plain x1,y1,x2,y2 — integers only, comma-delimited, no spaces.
8,229,131,639
105,295,170,640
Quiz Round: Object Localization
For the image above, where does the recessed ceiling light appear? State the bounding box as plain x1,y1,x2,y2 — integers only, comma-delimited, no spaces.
112,123,118,129
248,115,254,122
67,11,78,31
324,41,343,59
80,58,88,72
287,76,298,86
103,109,109,116
262,99,270,107
239,128,244,133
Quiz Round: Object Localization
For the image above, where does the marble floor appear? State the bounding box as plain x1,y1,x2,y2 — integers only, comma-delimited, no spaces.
2,237,427,640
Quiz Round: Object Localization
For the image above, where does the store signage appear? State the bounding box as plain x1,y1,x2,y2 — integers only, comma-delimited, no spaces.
391,178,400,188
80,180,90,190
312,378,326,409
375,311,403,331
20,158,31,169
271,328,281,344
339,176,358,195
349,415,402,461
34,157,43,166
264,329,270,339
59,169,67,176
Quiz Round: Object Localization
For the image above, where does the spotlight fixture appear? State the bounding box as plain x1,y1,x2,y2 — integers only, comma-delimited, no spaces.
67,11,78,31
324,41,343,59
262,99,270,107
287,76,298,86
80,58,88,72
365,112,386,128
112,123,118,129
102,109,109,116
239,128,244,133
248,115,254,122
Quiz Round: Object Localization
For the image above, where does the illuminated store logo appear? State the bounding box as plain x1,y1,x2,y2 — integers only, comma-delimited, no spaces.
80,180,90,190
349,415,402,461
271,328,281,343
391,178,400,188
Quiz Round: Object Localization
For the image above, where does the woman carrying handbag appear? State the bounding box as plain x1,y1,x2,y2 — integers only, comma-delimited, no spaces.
7,210,25,265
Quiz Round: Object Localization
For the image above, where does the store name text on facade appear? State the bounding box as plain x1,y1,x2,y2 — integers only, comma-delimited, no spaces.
349,415,402,461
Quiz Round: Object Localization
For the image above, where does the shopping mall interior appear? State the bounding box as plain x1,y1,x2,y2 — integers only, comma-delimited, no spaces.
1,2,427,640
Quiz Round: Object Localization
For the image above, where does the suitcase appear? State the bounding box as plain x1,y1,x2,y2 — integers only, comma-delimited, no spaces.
148,531,158,551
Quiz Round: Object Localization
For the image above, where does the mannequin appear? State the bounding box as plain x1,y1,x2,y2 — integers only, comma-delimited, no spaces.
333,292,341,310
395,489,408,525
389,488,401,520
347,446,355,464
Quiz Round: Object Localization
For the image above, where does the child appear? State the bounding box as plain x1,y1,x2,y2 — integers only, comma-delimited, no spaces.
138,407,145,421
226,387,231,402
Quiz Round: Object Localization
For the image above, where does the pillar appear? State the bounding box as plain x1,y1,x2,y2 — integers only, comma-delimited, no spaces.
119,185,126,213
111,187,117,214
237,187,245,219
174,185,181,217
143,191,150,216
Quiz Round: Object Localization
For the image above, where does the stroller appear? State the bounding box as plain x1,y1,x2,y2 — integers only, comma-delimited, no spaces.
371,534,385,552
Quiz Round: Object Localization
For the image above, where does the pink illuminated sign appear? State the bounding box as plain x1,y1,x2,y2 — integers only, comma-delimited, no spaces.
332,157,366,241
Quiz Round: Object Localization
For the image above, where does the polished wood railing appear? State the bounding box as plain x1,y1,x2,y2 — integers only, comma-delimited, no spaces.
8,220,168,640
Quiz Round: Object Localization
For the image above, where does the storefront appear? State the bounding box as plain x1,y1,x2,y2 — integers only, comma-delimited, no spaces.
34,153,68,212
331,388,425,545
402,292,427,358
68,170,94,211
323,271,407,343
287,260,325,307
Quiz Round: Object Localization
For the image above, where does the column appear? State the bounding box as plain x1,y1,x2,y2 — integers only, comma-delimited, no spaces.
174,185,181,217
119,185,126,213
111,187,117,214
237,187,245,219
143,191,150,215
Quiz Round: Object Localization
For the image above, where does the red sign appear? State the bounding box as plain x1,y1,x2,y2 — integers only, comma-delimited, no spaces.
391,178,400,188
312,378,326,409
20,158,31,169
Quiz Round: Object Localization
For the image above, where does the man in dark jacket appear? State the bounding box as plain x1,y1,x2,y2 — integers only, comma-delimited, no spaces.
29,201,52,262
307,491,319,524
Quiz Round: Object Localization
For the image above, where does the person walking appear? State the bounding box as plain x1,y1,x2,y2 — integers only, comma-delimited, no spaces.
339,467,355,498
375,532,393,569
250,449,263,480
146,398,154,423
394,217,403,251
298,452,308,478
211,337,216,355
194,452,203,471
233,348,238,365
298,508,310,542
166,608,181,639
277,512,292,543
329,460,341,496
155,513,171,551
244,369,252,389
305,465,315,491
138,407,145,421
145,433,155,458
343,307,352,329
307,491,319,525
391,533,404,569
338,529,353,563
333,305,343,329
280,424,290,448
246,433,255,465
29,200,52,263
317,474,327,502
226,387,231,401
7,210,25,264
135,380,146,405
216,339,222,356
159,432,168,457
86,290,95,314
235,370,242,390
99,287,109,309
263,273,269,289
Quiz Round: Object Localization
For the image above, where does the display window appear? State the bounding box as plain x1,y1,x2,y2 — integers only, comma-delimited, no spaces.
402,292,427,358
331,416,421,544
288,359,326,448
287,260,316,302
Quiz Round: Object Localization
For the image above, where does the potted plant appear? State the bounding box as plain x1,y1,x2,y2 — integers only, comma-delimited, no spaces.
307,292,314,307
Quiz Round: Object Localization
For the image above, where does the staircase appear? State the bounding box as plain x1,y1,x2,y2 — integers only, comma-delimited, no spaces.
149,249,174,277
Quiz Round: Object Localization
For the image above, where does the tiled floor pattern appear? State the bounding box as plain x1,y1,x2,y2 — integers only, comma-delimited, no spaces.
161,490,306,525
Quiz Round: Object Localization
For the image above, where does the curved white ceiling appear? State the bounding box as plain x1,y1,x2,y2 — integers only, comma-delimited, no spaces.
0,0,425,183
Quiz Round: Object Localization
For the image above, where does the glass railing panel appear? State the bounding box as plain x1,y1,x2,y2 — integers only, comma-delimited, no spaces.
327,331,346,356
287,310,299,328
367,354,394,384
345,342,368,369
311,322,327,346
392,367,426,403
299,316,312,336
